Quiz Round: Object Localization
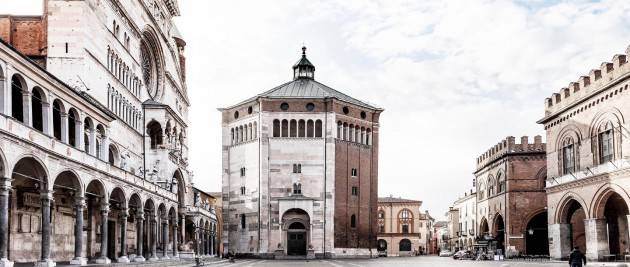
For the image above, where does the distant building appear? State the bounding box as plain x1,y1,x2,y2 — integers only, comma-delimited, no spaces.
446,207,459,251
208,192,224,256
433,221,448,252
376,196,422,256
219,47,383,258
452,191,476,251
539,45,630,261
474,136,547,256
418,211,435,255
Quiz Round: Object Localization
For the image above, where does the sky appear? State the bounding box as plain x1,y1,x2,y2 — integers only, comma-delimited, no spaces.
5,0,630,220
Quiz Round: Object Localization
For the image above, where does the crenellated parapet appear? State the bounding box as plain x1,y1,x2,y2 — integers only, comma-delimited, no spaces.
476,135,545,170
544,46,630,117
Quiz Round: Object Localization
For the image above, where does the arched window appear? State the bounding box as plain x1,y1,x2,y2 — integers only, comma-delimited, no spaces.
399,209,412,233
478,182,485,200
108,144,118,166
298,119,306,137
598,122,614,163
239,125,244,142
147,121,163,149
562,137,576,174
355,125,359,142
11,75,24,122
293,183,302,195
231,128,235,144
497,173,505,193
337,121,342,138
349,124,354,142
350,214,356,228
253,122,257,139
360,127,365,144
315,120,322,137
273,119,280,137
281,119,288,137
52,100,64,141
366,128,372,145
248,123,253,140
289,120,297,137
343,123,348,141
84,117,93,153
68,108,79,147
31,87,44,132
487,178,495,197
244,125,248,141
307,120,314,137
96,124,105,158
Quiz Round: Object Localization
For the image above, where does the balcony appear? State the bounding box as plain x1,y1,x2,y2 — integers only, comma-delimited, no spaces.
546,158,630,188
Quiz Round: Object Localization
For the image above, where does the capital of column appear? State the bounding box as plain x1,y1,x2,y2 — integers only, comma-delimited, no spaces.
136,211,145,220
40,191,53,201
74,196,86,208
120,209,129,219
100,204,110,213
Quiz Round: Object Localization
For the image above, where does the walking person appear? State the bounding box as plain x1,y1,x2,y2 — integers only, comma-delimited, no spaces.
568,246,587,267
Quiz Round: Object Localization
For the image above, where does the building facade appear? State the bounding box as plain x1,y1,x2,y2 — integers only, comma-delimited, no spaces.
220,47,383,258
418,211,434,255
376,197,422,256
474,136,547,256
540,46,630,261
0,1,217,266
446,207,459,251
452,191,476,251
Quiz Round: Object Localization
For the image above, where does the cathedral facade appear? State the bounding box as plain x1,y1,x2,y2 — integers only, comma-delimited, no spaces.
220,48,383,258
0,1,216,266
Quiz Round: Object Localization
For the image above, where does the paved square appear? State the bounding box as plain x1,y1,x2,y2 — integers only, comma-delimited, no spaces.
196,256,623,267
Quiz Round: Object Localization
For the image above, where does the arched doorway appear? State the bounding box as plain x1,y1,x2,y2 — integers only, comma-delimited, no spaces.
562,199,586,252
598,192,630,255
282,209,309,256
525,212,549,255
493,215,505,254
399,239,411,252
10,157,49,263
479,217,489,236
377,239,387,253
52,170,83,262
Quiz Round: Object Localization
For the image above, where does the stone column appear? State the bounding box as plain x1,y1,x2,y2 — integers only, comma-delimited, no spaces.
96,204,111,264
117,210,129,263
161,218,169,259
70,197,87,265
35,191,54,267
172,220,179,258
207,232,211,256
74,120,83,150
585,218,609,261
0,180,12,267
60,112,68,144
149,215,158,261
134,212,145,262
21,91,31,126
41,102,50,135
100,130,110,161
194,227,199,256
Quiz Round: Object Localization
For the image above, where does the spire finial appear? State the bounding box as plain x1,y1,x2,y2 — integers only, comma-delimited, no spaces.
302,46,307,56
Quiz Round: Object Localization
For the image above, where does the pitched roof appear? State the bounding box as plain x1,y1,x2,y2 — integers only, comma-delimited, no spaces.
224,78,382,110
378,196,422,204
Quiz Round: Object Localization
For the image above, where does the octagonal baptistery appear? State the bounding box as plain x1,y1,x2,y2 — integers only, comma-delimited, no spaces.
220,47,383,259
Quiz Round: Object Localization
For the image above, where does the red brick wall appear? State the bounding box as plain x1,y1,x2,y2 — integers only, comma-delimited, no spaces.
0,16,46,57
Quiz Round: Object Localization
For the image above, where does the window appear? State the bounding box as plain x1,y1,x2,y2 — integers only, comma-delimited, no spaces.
402,225,409,233
599,129,614,163
307,120,314,137
351,168,358,177
497,174,505,193
351,186,358,196
281,120,289,137
290,120,297,137
240,214,246,229
298,120,306,137
240,167,246,177
52,100,63,141
292,164,302,174
306,103,315,111
379,224,384,233
293,183,301,194
315,120,322,137
378,211,385,219
350,214,356,228
147,121,163,149
280,102,289,111
273,119,280,137
563,143,575,174
240,186,246,195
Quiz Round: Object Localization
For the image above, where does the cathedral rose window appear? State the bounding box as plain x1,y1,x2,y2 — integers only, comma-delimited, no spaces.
140,38,160,99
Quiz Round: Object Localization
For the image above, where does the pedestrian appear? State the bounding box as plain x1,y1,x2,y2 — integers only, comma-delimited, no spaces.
568,246,586,267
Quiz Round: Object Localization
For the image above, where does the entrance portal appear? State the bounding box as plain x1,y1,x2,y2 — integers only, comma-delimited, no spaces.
281,208,310,257
525,212,549,255
493,215,505,255
287,222,306,256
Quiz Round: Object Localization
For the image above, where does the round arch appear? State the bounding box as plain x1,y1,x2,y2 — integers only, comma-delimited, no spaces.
555,192,590,224
11,155,50,190
52,169,84,197
590,183,630,219
172,169,186,207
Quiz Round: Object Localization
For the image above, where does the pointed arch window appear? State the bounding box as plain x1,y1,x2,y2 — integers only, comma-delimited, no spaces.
562,137,576,174
598,123,614,163
292,183,302,195
497,173,505,193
